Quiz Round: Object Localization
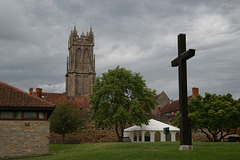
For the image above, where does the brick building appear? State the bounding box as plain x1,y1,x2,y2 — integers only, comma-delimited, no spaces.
159,87,199,115
0,81,55,157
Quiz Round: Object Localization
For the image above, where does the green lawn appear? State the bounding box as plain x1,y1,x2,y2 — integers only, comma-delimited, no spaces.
13,142,240,160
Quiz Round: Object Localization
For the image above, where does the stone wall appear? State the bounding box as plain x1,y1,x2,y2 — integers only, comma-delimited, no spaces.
192,130,209,142
0,121,50,157
50,120,118,144
150,114,177,125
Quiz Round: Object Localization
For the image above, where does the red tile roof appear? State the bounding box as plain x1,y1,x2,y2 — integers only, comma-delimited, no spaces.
160,96,192,114
160,100,179,114
72,97,91,111
32,91,91,112
0,81,54,108
42,92,68,103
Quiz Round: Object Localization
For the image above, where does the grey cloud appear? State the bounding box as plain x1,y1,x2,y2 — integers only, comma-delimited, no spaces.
0,0,240,100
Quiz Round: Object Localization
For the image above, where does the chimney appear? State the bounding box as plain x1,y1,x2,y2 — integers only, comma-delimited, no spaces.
29,88,33,95
192,87,199,98
36,88,43,98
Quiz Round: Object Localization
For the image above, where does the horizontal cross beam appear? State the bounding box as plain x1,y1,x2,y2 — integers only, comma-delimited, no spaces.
171,49,195,67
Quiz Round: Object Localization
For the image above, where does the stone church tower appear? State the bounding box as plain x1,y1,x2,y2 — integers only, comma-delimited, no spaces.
65,26,96,97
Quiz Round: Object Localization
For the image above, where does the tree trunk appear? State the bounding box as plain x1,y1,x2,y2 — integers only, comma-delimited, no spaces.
200,128,213,142
62,134,65,144
115,124,123,142
120,122,125,142
115,123,125,142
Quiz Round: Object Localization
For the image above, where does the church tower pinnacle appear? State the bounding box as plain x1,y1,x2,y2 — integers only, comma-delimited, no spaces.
66,26,96,97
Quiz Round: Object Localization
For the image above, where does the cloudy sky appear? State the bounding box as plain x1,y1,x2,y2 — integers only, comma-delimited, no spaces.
1,0,240,100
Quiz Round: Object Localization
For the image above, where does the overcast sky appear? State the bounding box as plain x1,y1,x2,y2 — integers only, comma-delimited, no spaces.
1,0,240,100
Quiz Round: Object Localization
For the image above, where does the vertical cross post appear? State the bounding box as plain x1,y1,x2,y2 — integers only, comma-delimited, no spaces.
171,34,195,150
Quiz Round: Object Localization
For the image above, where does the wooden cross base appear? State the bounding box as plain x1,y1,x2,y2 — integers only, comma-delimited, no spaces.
179,145,194,150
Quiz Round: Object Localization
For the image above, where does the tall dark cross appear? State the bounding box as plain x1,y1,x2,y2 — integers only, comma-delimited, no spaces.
171,34,195,147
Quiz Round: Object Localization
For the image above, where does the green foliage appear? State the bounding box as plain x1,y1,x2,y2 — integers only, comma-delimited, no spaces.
49,101,85,143
172,112,180,127
89,66,157,141
174,93,240,142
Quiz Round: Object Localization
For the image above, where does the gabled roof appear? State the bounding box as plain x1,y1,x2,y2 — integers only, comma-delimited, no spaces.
0,81,54,109
124,119,180,132
160,96,192,114
154,91,169,104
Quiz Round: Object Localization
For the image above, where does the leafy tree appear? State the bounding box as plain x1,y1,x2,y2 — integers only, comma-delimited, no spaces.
49,101,85,143
174,93,240,142
89,66,157,142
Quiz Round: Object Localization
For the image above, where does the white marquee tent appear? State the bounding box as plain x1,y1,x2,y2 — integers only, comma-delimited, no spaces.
124,119,180,142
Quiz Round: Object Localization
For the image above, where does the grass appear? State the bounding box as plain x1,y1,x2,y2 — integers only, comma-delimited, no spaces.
8,142,240,160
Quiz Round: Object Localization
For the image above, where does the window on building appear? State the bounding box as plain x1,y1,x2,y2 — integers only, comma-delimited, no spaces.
17,111,22,119
0,112,14,118
39,112,45,119
0,111,46,120
23,112,37,119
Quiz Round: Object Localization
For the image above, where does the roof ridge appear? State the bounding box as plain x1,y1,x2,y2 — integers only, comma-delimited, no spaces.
42,92,65,95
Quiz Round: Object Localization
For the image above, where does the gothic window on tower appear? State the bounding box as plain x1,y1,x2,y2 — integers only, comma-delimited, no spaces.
84,49,89,58
76,48,81,57
75,48,81,69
